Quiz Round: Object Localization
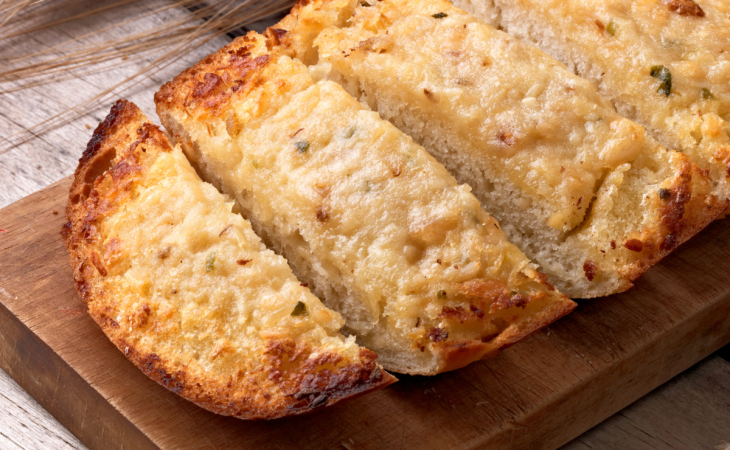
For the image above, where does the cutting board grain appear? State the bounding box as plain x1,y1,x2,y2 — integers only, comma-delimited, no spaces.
0,178,729,450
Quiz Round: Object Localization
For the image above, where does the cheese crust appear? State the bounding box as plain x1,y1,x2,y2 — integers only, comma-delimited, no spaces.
273,0,726,297
155,33,576,374
62,100,395,419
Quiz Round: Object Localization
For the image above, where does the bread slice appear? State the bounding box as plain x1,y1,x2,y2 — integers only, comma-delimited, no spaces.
154,33,576,375
271,0,727,298
451,0,730,209
62,99,395,419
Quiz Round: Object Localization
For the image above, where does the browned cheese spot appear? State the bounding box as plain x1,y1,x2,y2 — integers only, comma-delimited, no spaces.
158,245,172,259
624,238,644,252
90,251,108,276
583,260,598,281
499,130,516,146
316,206,330,222
663,0,705,16
428,327,449,342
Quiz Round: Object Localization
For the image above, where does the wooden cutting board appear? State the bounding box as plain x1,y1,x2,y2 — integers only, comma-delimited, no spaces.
0,178,729,450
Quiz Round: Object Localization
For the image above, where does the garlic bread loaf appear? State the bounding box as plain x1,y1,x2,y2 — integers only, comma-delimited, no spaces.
155,34,576,375
272,0,726,297
452,0,730,208
62,100,394,419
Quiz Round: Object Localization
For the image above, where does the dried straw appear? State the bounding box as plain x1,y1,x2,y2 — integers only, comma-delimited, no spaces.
0,0,292,155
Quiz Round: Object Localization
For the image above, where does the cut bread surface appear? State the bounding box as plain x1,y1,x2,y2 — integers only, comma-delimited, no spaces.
62,100,394,419
155,33,576,375
452,0,730,207
272,0,727,298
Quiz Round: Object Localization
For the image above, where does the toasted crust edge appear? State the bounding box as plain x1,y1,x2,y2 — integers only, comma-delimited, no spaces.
62,99,395,419
434,295,576,373
618,153,728,283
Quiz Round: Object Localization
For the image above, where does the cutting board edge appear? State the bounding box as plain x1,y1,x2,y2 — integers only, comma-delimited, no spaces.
538,295,730,450
0,299,159,450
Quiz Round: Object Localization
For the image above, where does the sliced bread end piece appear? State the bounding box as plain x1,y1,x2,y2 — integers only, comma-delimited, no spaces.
63,99,395,418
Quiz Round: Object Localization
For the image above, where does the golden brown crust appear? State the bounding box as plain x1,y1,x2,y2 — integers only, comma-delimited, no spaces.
62,100,395,419
433,278,575,372
618,153,728,282
435,294,575,372
434,340,495,373
63,100,166,304
114,337,393,419
155,33,274,120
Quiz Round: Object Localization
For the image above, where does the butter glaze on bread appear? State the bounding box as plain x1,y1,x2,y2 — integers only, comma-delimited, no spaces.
62,100,395,419
155,34,576,375
272,0,726,297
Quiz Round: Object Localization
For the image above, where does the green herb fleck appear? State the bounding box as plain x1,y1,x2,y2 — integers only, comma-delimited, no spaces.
701,88,714,100
205,251,216,272
662,38,683,48
432,12,447,19
606,20,618,36
437,290,447,299
658,188,671,200
252,159,259,169
291,301,308,316
650,65,672,97
295,140,310,153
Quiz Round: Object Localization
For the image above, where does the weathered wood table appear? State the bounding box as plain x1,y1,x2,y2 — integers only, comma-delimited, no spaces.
0,1,729,449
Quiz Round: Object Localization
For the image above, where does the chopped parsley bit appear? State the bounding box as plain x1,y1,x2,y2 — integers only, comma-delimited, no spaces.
658,188,671,200
701,88,714,99
291,301,308,316
432,12,448,19
650,65,672,97
205,251,216,272
295,140,310,153
437,289,447,299
606,20,618,36
252,159,259,169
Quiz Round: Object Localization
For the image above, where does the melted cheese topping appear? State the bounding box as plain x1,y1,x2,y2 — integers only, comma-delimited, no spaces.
457,0,730,192
315,0,646,231
100,148,356,373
